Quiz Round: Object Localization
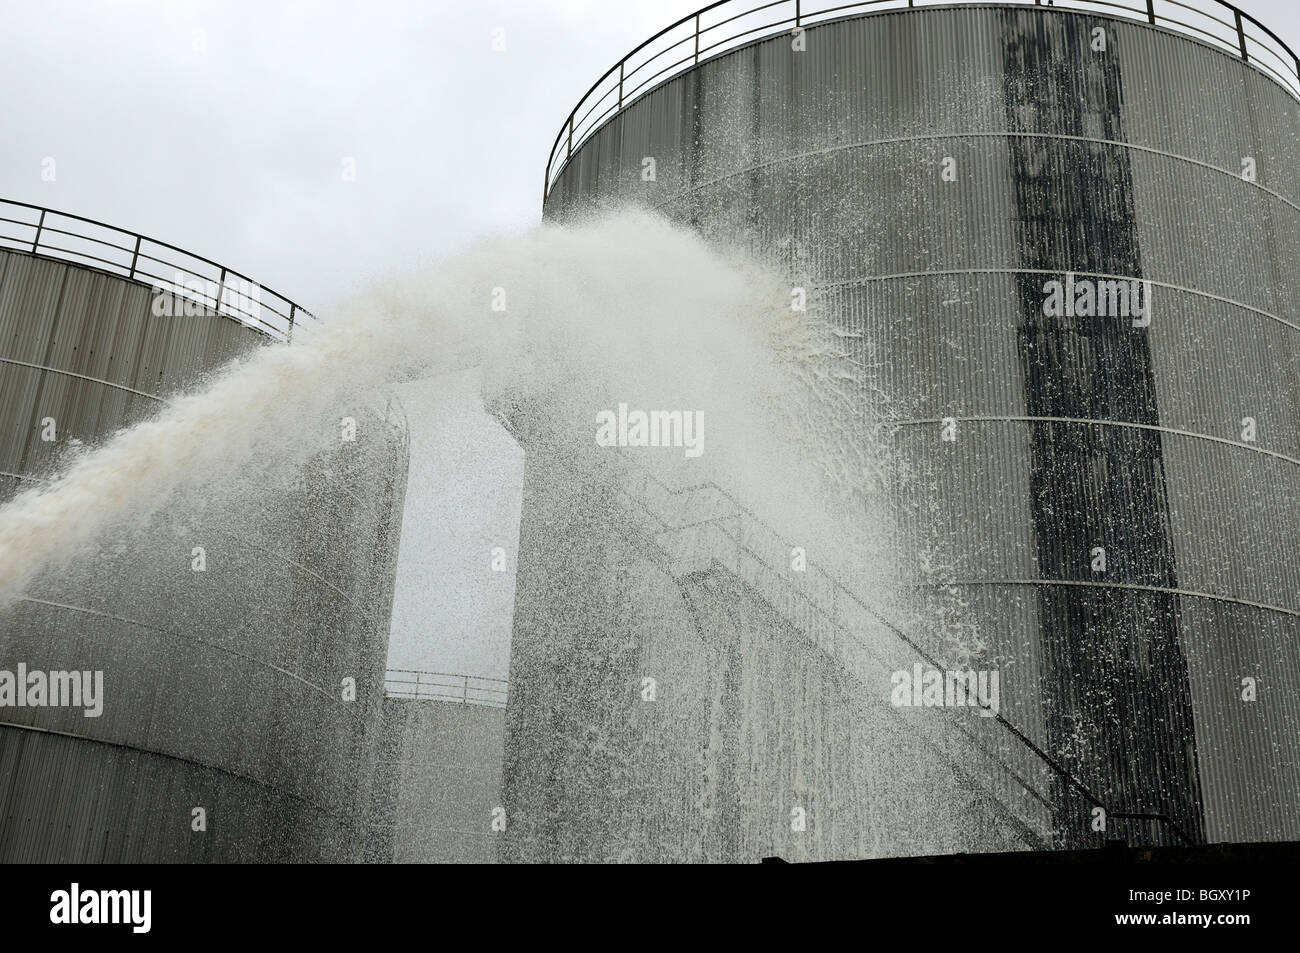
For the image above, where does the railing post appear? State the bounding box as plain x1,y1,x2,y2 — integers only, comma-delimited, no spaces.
567,116,573,159
129,235,141,280
215,266,226,313
695,13,700,64
1235,9,1248,61
288,303,296,344
618,59,624,110
1145,0,1155,24
31,209,45,254
795,0,800,27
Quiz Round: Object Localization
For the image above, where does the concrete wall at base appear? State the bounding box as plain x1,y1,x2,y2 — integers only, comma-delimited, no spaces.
366,698,506,863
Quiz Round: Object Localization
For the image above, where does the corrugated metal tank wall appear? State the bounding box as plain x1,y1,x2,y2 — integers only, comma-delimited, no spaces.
542,7,1300,847
498,432,1048,862
0,247,409,861
0,250,260,497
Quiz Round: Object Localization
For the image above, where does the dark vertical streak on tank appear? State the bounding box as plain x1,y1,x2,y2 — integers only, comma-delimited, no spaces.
1000,10,1204,847
686,67,705,234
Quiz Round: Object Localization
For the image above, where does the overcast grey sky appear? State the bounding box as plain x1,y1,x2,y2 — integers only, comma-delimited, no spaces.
4,0,1299,681
0,0,708,308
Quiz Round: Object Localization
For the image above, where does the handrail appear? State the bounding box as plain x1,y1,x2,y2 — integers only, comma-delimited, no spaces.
543,0,1300,202
0,198,316,343
383,668,509,708
602,447,1196,846
489,404,1189,844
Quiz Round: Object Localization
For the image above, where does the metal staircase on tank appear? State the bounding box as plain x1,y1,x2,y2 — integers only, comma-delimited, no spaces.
601,448,1201,850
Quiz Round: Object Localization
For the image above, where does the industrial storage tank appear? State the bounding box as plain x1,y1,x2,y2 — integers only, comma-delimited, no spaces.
513,0,1300,856
0,202,409,862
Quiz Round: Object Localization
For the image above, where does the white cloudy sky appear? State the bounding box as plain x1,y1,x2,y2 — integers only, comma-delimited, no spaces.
3,0,1297,680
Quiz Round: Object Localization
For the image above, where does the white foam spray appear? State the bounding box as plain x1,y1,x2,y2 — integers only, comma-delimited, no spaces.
0,209,893,609
0,208,1033,862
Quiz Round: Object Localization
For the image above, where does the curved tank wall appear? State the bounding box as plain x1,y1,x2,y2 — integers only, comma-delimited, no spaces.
0,250,264,497
540,6,1300,848
0,245,409,862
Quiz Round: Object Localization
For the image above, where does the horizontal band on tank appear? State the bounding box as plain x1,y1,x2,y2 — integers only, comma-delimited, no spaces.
547,1,1300,199
889,413,1300,468
647,131,1300,218
0,357,164,401
822,267,1299,334
0,527,372,618
219,533,368,612
886,414,1300,469
0,449,371,513
0,720,330,812
17,597,364,718
1,473,371,533
910,578,1300,618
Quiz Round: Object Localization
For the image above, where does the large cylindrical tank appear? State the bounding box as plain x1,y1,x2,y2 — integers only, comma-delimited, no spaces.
0,207,408,862
531,1,1300,851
